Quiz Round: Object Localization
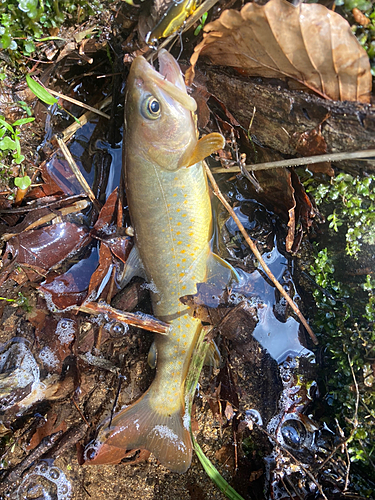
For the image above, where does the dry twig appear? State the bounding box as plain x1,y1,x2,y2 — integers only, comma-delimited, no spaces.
204,161,318,344
55,135,101,212
48,88,110,119
211,148,375,174
75,301,171,335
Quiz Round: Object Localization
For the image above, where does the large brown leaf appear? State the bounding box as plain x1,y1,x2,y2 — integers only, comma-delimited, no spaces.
189,0,371,103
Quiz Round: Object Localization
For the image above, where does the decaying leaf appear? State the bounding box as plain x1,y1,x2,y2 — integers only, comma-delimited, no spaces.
189,0,371,102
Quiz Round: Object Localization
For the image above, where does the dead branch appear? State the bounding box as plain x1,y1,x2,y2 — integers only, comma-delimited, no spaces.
55,135,101,212
204,161,318,345
75,301,171,335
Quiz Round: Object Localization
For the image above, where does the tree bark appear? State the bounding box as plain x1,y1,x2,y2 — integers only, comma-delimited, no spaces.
203,66,375,172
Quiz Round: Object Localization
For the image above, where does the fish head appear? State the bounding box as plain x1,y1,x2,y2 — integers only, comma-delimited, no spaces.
125,50,198,172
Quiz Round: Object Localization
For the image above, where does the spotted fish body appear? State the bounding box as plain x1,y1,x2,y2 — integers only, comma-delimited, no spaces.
86,50,224,472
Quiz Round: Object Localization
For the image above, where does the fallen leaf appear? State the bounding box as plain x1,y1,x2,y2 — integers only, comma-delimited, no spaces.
87,243,113,299
27,411,67,451
91,188,118,238
352,7,370,27
189,0,371,102
2,222,89,270
224,401,235,421
40,246,99,310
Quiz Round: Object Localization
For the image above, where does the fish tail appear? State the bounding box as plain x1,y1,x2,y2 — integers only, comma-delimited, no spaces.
85,386,192,473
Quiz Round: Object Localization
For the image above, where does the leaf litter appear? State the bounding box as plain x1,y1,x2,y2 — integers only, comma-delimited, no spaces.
0,0,374,499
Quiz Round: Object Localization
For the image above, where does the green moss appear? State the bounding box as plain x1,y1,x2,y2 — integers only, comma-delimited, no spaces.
305,173,375,258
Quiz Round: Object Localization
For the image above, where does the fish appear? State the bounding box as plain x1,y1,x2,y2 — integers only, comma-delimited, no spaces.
84,50,229,473
145,0,199,47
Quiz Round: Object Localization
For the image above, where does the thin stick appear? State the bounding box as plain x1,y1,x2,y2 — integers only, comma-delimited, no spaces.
204,161,318,345
76,301,171,335
61,95,112,143
48,88,110,119
211,148,375,174
55,136,101,212
71,396,90,426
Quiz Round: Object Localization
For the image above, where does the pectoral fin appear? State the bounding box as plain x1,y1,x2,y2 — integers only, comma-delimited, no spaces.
179,133,225,168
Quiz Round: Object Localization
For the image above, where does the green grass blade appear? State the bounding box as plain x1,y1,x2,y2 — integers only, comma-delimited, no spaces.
192,436,245,500
185,329,245,500
26,74,58,106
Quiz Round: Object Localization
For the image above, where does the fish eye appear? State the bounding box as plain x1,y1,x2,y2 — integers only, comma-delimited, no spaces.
141,96,161,120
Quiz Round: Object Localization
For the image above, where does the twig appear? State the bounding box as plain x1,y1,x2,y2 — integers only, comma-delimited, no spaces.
71,396,91,426
348,353,360,427
203,161,318,345
61,95,112,143
47,88,110,119
55,135,101,212
211,148,375,174
75,301,171,335
317,353,360,473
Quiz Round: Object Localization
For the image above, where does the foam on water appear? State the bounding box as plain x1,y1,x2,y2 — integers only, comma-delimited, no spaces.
38,347,59,369
56,319,75,344
16,461,72,500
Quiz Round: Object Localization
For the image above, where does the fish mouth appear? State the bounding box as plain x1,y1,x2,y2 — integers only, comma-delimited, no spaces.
136,50,197,112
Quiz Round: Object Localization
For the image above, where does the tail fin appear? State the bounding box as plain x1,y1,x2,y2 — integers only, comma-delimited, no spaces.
85,388,192,473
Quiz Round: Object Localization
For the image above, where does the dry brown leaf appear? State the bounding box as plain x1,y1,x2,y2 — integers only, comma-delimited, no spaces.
189,0,371,103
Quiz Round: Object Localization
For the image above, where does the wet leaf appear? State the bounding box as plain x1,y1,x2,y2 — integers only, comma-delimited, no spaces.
107,237,133,264
87,243,113,300
27,411,67,451
189,0,371,102
91,188,118,238
2,222,89,270
40,246,98,310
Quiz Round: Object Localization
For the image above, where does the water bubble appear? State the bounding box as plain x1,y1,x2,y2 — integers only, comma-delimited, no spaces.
56,319,75,344
49,468,60,479
109,321,126,336
39,464,48,473
83,441,99,462
280,418,307,449
16,461,72,500
245,409,263,426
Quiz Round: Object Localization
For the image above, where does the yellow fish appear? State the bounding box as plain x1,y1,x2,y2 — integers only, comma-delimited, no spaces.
85,50,226,472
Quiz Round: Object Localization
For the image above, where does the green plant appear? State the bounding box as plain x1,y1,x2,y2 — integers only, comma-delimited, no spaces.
305,173,375,258
194,12,208,37
308,246,375,493
0,0,104,57
335,0,375,75
0,114,34,190
0,291,32,312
